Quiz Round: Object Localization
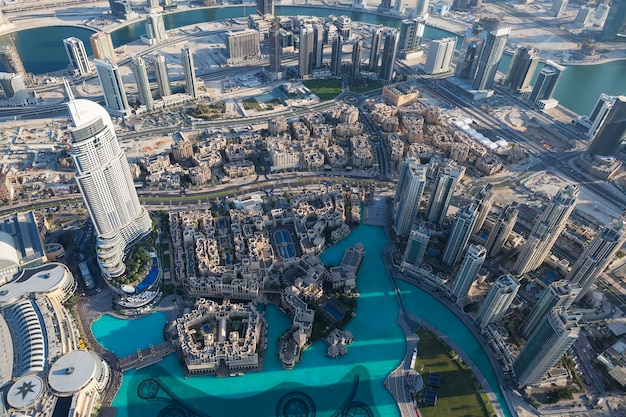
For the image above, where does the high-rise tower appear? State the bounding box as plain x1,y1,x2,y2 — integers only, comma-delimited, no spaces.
379,29,399,82
472,184,494,234
567,217,626,300
504,46,539,93
181,45,198,99
415,0,429,16
398,18,424,58
131,55,153,112
426,164,464,226
312,23,324,70
513,309,580,387
90,32,115,61
476,274,519,327
256,0,274,15
586,93,617,139
587,96,626,157
402,224,430,269
268,18,281,79
369,26,383,72
299,25,314,77
600,0,626,41
522,280,581,338
63,37,92,76
484,202,518,257
393,157,427,236
472,23,511,91
0,43,28,82
451,244,486,302
145,13,167,45
513,185,578,275
66,92,152,279
351,39,363,76
528,60,565,105
550,0,568,17
94,58,130,115
424,37,456,75
442,204,478,266
455,17,500,81
331,35,343,76
152,51,171,98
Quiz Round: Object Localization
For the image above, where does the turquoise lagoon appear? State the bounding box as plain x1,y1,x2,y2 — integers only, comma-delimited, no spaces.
92,225,511,417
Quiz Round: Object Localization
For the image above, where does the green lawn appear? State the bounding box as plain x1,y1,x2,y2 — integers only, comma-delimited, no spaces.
348,77,383,93
302,79,342,101
415,328,496,417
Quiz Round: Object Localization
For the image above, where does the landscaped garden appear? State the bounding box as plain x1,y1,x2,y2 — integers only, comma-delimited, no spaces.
414,328,496,417
302,79,342,101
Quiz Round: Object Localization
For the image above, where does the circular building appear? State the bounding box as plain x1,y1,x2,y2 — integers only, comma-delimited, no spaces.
7,375,44,410
48,351,109,397
0,231,19,284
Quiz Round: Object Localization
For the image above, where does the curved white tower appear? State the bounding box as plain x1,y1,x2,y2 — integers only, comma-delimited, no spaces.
67,96,151,279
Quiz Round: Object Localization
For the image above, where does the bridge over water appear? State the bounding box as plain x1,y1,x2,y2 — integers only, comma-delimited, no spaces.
119,342,176,371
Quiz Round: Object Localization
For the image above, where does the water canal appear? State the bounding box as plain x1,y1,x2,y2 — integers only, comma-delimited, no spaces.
92,225,512,417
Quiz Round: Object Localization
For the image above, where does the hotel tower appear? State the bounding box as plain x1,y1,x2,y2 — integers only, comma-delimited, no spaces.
66,86,151,279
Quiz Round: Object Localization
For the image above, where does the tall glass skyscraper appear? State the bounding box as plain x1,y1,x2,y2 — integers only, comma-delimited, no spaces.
426,164,463,226
513,309,580,387
504,46,539,93
393,157,427,236
522,280,580,338
63,37,92,76
567,216,626,300
587,96,626,157
66,94,152,279
600,0,626,41
152,51,171,98
131,55,153,112
451,244,486,302
513,185,578,275
181,45,198,99
476,274,519,327
442,204,477,266
94,58,130,115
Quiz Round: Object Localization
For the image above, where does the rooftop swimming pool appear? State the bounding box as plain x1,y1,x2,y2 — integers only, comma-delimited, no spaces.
92,225,511,417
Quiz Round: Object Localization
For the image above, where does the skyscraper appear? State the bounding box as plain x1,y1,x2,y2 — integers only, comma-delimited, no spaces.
523,280,581,338
268,18,281,78
225,29,261,64
90,32,115,61
393,157,427,236
351,40,363,76
484,202,518,257
145,13,167,45
0,43,28,82
504,46,539,93
549,0,568,17
298,25,314,77
94,58,130,115
426,164,463,226
131,55,153,112
424,37,456,75
181,45,198,99
600,0,626,41
442,204,478,266
476,274,520,327
472,24,511,91
152,51,171,98
398,18,424,58
63,37,92,76
394,0,404,13
455,17,500,81
66,91,152,279
256,0,274,16
567,217,626,300
528,60,565,105
379,30,399,82
587,96,626,157
513,185,578,275
312,23,324,70
513,309,580,387
586,93,616,139
369,26,383,72
331,35,343,77
415,0,429,16
451,244,486,301
402,224,430,269
472,184,494,234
